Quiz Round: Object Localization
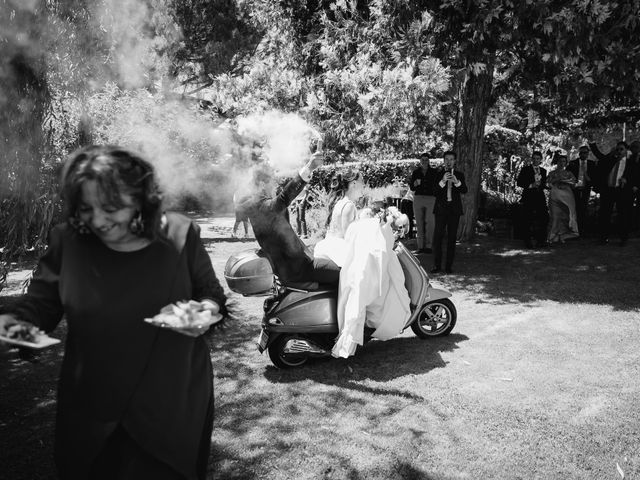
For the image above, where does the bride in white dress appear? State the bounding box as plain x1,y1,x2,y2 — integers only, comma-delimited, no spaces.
332,206,411,358
313,170,364,267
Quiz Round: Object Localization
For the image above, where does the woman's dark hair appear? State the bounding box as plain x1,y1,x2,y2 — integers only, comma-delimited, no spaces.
325,169,360,228
551,151,568,166
61,145,163,239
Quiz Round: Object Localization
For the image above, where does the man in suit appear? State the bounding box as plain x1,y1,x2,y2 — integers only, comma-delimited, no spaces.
567,145,597,236
238,152,341,285
431,151,468,274
589,140,633,245
628,140,640,232
516,151,549,248
410,152,439,254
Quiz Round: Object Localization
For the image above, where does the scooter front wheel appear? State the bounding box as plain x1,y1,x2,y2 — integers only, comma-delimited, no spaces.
411,298,457,338
268,335,309,369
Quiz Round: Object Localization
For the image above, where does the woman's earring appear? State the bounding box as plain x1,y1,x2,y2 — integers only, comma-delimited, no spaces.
70,215,91,235
129,212,144,235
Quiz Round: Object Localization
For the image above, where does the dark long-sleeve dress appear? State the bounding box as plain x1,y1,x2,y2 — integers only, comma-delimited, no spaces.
1,212,225,480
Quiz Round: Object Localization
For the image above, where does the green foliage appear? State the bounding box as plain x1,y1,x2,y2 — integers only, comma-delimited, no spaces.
3,0,640,291
170,0,262,85
311,159,421,191
308,3,450,159
481,125,528,197
197,1,451,162
1,2,59,282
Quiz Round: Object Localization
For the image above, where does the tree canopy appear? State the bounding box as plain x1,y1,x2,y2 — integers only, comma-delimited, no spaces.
1,0,640,282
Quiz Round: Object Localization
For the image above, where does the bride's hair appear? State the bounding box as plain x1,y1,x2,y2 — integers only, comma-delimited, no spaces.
326,169,360,227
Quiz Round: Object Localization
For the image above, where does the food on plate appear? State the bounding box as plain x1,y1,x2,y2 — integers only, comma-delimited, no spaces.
144,300,222,336
1,322,45,344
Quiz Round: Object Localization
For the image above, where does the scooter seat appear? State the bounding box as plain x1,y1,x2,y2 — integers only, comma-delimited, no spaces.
282,281,320,291
281,281,338,291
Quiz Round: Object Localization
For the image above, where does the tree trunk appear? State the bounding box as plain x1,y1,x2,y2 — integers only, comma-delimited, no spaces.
455,57,495,241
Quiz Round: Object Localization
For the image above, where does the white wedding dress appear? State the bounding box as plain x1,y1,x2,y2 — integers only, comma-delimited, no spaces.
331,217,411,358
313,197,356,267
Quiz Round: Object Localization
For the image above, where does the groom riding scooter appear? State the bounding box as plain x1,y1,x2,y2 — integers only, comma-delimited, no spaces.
226,149,458,368
236,149,340,286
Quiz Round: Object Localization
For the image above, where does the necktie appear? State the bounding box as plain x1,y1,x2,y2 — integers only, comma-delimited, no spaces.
609,161,620,187
616,158,626,186
447,172,453,201
579,161,586,185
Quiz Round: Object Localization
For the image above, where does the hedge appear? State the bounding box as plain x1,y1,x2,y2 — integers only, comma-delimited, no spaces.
310,158,445,190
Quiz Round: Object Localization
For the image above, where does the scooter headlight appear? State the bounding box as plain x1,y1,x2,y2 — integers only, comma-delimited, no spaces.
267,317,283,326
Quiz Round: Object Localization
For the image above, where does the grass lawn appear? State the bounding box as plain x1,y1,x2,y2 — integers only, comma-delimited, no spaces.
1,215,639,480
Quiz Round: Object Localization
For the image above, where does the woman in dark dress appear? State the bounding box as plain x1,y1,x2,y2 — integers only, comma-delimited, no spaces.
0,145,227,480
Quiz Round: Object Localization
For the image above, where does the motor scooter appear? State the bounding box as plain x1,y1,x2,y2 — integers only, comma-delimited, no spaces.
224,242,456,368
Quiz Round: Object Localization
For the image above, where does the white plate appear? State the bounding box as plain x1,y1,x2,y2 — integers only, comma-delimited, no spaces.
0,334,61,349
144,313,223,337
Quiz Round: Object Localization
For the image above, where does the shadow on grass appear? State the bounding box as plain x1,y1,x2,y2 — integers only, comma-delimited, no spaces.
209,316,469,479
428,235,640,311
263,333,469,399
0,320,65,480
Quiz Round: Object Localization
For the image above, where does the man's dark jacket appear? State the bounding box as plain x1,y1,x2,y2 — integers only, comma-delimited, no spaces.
409,166,438,196
589,143,631,191
567,158,597,190
433,169,468,216
238,175,314,283
517,164,547,192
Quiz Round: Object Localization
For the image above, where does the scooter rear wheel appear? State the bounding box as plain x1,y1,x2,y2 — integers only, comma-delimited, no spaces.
411,298,457,338
268,335,309,369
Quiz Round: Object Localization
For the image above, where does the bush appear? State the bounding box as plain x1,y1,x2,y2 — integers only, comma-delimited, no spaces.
311,158,424,190
479,189,517,220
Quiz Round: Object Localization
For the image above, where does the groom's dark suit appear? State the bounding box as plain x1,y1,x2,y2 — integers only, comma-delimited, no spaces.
517,164,549,247
590,143,634,243
432,169,468,271
567,157,597,235
239,174,339,285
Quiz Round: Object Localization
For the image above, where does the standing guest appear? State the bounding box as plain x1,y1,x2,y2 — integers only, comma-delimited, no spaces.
400,186,415,239
292,184,311,238
431,151,468,274
516,151,549,248
589,140,633,245
410,152,438,254
627,140,640,232
547,153,579,244
0,145,227,480
237,151,341,285
232,191,250,238
567,145,597,236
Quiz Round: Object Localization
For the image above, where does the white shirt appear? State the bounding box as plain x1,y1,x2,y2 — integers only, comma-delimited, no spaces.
615,157,626,187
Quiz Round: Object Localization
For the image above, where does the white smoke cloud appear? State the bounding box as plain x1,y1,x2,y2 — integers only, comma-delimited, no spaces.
4,0,324,212
93,0,169,89
236,110,321,176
